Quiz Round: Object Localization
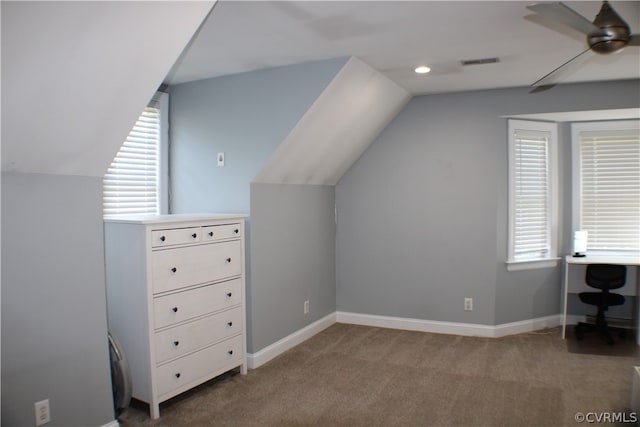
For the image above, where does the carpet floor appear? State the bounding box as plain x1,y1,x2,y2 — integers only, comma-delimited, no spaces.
118,323,639,427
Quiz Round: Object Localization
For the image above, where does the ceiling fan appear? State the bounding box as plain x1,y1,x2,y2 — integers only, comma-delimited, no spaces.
527,1,639,87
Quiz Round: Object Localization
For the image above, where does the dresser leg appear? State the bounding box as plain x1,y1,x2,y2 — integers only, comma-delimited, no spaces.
240,363,247,375
151,403,160,420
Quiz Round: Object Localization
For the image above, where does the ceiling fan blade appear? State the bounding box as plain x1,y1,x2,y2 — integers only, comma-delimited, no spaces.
531,47,593,88
526,2,601,35
628,34,640,46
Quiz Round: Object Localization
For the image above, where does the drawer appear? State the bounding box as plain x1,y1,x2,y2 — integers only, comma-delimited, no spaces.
151,227,201,248
154,279,242,329
155,306,243,364
152,240,242,294
156,334,244,398
202,223,241,242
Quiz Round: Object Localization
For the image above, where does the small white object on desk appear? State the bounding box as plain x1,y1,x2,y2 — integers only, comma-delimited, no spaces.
572,230,588,257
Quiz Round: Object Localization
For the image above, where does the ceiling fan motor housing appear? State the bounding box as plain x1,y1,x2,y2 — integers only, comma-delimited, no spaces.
588,1,631,53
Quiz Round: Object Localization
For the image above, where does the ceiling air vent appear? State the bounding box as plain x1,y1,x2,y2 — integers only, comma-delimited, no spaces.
461,57,500,66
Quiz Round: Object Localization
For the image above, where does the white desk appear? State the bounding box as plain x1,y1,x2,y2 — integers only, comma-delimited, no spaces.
562,254,640,340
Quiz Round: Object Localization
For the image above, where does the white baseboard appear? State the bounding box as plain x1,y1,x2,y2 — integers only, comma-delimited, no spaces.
336,311,563,338
247,311,563,370
493,314,563,337
247,312,336,369
101,420,119,427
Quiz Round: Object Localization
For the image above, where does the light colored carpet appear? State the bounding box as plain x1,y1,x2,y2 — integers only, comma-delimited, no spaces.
118,323,638,426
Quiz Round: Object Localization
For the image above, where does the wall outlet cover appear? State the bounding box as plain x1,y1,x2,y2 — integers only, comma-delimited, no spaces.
34,399,51,426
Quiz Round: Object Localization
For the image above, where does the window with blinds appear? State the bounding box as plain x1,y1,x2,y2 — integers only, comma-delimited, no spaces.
507,120,558,270
573,120,640,254
103,106,161,216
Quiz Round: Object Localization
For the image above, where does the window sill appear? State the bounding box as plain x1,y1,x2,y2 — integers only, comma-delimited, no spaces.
506,258,560,272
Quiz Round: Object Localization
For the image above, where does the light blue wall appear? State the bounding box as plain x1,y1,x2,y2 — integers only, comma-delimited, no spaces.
249,183,336,352
1,172,114,426
336,79,640,326
169,59,347,353
335,92,500,324
170,65,638,342
169,58,347,214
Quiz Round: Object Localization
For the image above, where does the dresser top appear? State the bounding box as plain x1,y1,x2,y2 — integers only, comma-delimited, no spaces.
104,213,248,225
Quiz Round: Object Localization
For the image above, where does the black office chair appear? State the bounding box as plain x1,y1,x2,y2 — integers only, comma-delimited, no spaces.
574,264,626,345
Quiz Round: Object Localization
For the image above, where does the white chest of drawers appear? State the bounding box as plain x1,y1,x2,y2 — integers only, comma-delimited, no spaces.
104,214,248,419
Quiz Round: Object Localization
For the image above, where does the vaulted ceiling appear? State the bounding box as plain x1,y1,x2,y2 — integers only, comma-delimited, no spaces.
3,1,638,179
1,1,214,176
166,1,640,95
254,57,411,185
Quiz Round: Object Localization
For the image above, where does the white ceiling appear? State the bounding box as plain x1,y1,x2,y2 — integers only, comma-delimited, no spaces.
254,57,411,185
166,1,640,95
1,1,214,176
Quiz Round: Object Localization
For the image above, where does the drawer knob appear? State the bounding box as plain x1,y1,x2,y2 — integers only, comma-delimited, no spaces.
226,257,232,263
208,231,214,237
160,235,166,242
175,373,181,378
227,350,233,355
227,321,233,327
234,229,239,234
172,307,178,313
192,233,197,239
226,292,232,298
171,267,177,273
173,340,180,347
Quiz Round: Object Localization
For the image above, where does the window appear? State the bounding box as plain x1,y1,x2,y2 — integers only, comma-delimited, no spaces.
572,120,640,255
103,92,168,216
507,119,558,271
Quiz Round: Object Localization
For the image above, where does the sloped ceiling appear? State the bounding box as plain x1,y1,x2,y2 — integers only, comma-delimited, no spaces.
254,57,411,185
167,1,640,95
1,1,214,177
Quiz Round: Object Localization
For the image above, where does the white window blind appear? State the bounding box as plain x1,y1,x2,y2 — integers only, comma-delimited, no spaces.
513,130,551,259
575,121,640,253
103,107,160,216
508,120,558,270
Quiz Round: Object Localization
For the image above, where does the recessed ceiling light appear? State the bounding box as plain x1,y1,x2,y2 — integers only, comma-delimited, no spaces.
414,65,431,74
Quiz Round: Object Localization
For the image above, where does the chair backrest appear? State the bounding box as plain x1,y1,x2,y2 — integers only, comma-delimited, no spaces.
586,264,627,291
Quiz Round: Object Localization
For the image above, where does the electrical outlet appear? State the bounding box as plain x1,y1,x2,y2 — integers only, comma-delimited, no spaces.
464,298,473,311
217,152,225,167
34,399,50,426
304,300,309,314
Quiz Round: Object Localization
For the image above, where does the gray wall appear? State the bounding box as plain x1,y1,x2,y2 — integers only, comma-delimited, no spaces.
336,79,640,326
1,172,114,426
249,183,336,352
169,58,347,214
169,59,346,353
170,67,638,350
